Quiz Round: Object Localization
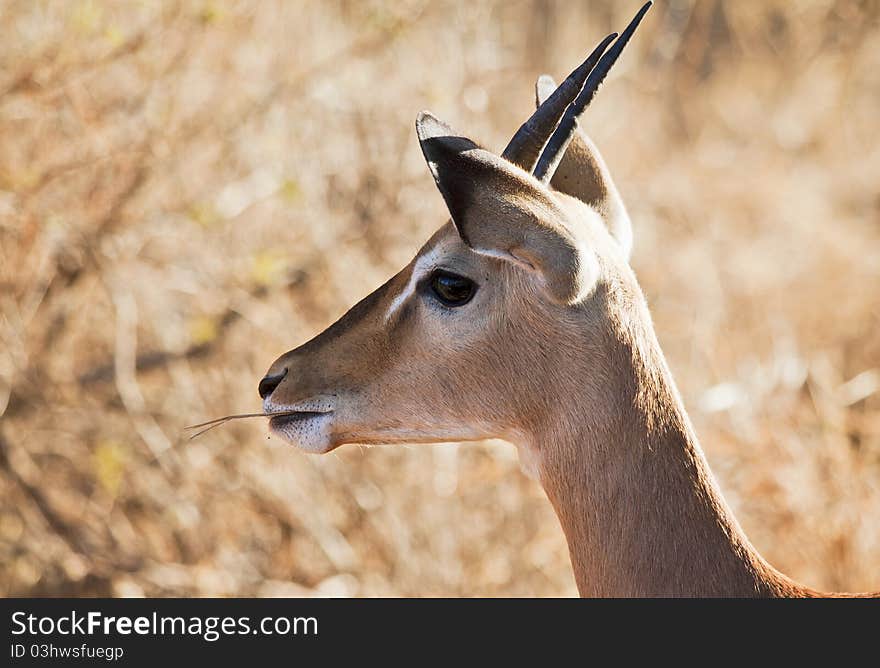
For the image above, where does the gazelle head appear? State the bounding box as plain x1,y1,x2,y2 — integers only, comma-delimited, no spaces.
260,4,652,465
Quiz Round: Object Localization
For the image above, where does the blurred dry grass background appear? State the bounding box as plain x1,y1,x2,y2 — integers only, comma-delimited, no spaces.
1,0,879,597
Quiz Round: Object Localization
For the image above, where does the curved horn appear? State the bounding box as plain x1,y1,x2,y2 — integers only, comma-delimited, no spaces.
533,1,652,183
501,32,617,172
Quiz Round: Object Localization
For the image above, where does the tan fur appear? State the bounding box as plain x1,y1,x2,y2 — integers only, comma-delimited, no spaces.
260,91,875,599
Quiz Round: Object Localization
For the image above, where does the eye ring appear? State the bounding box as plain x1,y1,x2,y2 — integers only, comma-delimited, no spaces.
429,270,476,307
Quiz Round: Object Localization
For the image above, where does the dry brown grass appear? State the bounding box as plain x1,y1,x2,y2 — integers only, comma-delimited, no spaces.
1,0,878,597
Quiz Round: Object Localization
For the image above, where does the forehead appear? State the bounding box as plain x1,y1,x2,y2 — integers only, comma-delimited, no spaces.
417,221,464,258
408,222,467,271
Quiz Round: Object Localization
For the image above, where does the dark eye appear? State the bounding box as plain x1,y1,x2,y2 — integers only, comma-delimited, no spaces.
430,271,476,307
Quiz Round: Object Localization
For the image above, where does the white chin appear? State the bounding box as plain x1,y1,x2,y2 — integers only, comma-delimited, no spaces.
268,414,334,454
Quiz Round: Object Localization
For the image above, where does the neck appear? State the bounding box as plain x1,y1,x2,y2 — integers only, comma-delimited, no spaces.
530,293,809,597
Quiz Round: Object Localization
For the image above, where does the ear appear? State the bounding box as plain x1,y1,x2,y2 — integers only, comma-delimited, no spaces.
535,75,632,259
416,111,597,305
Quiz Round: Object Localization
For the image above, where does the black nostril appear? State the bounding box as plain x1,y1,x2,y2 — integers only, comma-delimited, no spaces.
258,368,288,399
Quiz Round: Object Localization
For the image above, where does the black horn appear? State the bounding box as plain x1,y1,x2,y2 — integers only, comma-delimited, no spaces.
501,32,618,172
533,1,652,183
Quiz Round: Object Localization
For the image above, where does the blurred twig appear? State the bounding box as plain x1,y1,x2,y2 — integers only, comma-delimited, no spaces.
0,428,91,559
110,288,176,471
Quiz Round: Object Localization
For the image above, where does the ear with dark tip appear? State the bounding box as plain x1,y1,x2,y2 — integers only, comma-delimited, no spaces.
416,111,596,304
534,76,632,259
414,111,480,243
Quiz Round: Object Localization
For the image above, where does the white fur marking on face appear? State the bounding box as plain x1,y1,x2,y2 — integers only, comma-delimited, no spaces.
384,249,439,322
471,246,535,270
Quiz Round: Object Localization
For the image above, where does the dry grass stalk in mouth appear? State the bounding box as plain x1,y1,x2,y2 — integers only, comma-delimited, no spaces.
184,411,326,440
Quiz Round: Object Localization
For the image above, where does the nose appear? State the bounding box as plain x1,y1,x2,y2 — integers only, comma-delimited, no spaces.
258,368,288,399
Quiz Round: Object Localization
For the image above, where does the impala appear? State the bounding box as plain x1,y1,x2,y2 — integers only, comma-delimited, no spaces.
251,3,875,597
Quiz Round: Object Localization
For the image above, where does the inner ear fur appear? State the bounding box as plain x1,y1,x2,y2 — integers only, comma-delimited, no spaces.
416,111,596,305
535,75,632,259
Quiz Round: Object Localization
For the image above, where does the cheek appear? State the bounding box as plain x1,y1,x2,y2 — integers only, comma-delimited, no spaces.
379,309,471,393
381,286,514,387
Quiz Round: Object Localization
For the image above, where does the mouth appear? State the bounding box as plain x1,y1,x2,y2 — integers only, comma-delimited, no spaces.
184,395,337,446
268,411,332,430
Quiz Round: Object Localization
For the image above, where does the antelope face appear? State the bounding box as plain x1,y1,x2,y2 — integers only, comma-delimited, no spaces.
260,201,607,455
259,4,649,455
259,220,537,453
